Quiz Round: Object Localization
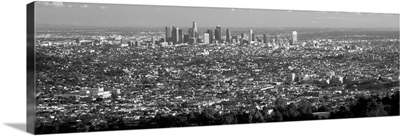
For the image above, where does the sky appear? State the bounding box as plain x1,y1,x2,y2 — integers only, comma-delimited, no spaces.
35,1,400,28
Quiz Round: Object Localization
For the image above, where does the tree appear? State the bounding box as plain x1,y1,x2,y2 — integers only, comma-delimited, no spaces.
272,110,283,121
330,106,353,119
253,110,265,123
366,101,388,117
275,97,286,108
317,105,329,112
350,96,369,117
285,103,299,120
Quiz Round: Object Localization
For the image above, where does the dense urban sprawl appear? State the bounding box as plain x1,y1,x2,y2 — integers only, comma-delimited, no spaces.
35,24,400,134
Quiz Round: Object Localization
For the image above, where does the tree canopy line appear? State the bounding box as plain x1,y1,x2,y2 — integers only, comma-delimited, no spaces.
35,91,399,134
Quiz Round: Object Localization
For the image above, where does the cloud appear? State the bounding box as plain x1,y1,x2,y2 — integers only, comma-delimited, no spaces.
100,6,107,9
37,1,65,7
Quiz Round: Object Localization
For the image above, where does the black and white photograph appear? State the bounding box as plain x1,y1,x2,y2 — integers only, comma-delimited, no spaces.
29,1,400,134
3,0,400,135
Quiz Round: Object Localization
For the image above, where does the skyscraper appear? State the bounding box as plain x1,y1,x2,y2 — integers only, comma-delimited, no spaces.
178,29,183,44
204,33,210,44
192,21,198,38
226,29,231,43
263,34,268,44
215,25,222,43
249,29,253,43
183,34,189,43
172,27,179,45
292,31,298,45
207,29,214,44
188,28,196,44
135,40,141,46
151,37,155,45
165,26,172,43
188,28,193,37
241,33,246,44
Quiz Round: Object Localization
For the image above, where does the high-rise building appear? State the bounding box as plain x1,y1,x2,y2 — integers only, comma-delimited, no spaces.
189,25,197,44
188,28,192,37
136,40,141,46
241,33,246,44
192,21,198,38
204,33,210,44
263,34,268,44
215,25,222,43
165,26,172,42
172,27,179,45
183,34,189,43
75,38,80,45
178,29,183,44
292,31,298,45
151,37,155,45
249,29,253,43
207,29,214,43
226,29,231,43
189,27,196,44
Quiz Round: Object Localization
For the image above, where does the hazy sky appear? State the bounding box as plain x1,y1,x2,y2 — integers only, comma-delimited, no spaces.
35,1,399,28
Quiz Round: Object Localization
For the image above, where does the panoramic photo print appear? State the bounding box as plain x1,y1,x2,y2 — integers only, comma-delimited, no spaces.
31,1,399,134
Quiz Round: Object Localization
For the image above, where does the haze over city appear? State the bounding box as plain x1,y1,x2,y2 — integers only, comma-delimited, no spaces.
36,1,399,28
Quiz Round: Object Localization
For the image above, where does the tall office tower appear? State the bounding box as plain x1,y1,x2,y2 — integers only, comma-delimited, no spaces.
252,33,255,41
172,27,179,45
249,29,253,43
215,25,222,42
207,29,214,43
188,28,196,44
178,29,183,44
191,29,196,40
188,28,193,37
204,33,210,44
183,34,189,43
263,34,268,43
165,26,172,42
241,33,246,44
292,31,298,45
76,38,80,45
192,21,198,38
226,29,231,43
151,37,155,45
172,27,176,44
136,40,141,46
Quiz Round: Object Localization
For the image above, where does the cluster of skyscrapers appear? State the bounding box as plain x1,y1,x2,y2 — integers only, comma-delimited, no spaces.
165,21,298,46
165,22,200,45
